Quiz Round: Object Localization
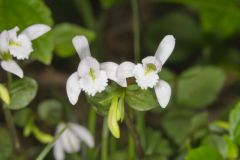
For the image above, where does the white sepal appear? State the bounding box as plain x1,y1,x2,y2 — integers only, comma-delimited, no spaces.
77,57,100,77
53,140,65,160
116,61,135,80
0,31,9,53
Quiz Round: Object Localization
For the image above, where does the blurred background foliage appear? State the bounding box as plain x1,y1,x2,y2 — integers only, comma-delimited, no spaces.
0,0,240,159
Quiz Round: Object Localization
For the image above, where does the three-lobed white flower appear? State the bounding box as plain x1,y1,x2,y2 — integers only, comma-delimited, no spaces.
133,35,175,108
0,24,51,78
66,36,108,105
53,122,94,160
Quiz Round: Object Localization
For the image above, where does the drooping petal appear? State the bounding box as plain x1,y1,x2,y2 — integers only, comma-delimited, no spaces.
53,140,65,160
116,61,135,80
154,80,171,108
21,24,51,40
0,31,9,53
1,60,23,78
100,62,126,87
77,57,100,77
66,72,81,105
154,35,175,65
9,34,33,60
142,56,162,72
69,123,95,148
72,36,91,59
133,64,159,89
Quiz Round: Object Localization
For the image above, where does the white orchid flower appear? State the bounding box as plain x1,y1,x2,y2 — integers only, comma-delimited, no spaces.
53,122,94,160
66,36,108,105
0,24,51,78
133,35,175,108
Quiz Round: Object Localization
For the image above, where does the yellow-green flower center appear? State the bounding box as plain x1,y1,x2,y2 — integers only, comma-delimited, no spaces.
144,63,157,75
9,41,21,47
0,53,12,61
89,68,96,80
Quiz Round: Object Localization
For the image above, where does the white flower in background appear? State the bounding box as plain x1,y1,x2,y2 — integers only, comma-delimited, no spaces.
66,36,108,105
0,24,51,78
133,35,175,108
53,122,94,160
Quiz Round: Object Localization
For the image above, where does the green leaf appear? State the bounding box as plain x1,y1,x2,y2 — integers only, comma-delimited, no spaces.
125,85,159,111
52,23,96,58
157,0,240,38
0,84,10,104
37,99,63,125
0,127,13,160
31,32,54,65
162,110,194,144
0,0,54,64
14,108,33,127
185,146,224,160
177,66,225,108
229,102,240,145
145,13,202,62
224,135,238,159
8,77,38,110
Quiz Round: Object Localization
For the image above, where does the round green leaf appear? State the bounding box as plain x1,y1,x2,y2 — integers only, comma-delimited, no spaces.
14,108,33,127
8,77,38,110
125,85,159,111
177,66,225,108
37,99,63,125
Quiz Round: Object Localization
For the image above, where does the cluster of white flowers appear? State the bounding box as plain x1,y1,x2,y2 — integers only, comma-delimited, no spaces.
67,35,175,108
54,122,94,160
0,24,51,78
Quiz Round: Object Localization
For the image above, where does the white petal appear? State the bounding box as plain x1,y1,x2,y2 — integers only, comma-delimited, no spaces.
69,123,94,148
79,70,108,96
100,62,126,87
154,35,175,65
142,56,162,72
154,80,171,108
77,57,100,77
133,64,159,89
9,34,33,60
72,36,91,59
54,140,65,160
21,24,51,40
0,31,9,53
66,72,81,105
116,61,135,80
1,60,23,78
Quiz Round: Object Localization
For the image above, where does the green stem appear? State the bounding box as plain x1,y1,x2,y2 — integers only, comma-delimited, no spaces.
128,135,135,160
88,109,97,160
125,113,144,160
73,0,95,29
131,0,141,63
101,118,108,160
137,112,145,147
36,125,67,160
3,106,21,152
88,109,97,135
3,73,21,152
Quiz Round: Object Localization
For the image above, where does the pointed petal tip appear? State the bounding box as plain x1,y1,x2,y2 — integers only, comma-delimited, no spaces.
154,80,171,108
